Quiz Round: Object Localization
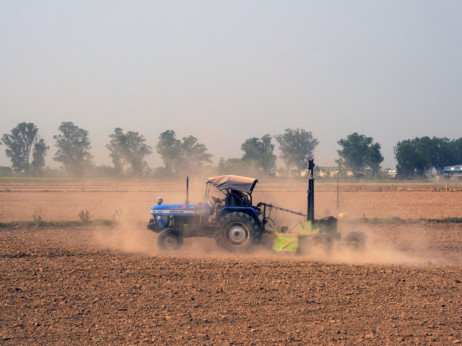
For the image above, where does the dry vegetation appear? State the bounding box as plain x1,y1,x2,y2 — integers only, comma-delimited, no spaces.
1,179,462,344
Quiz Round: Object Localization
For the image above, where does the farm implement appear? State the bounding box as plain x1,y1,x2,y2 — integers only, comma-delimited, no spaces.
147,160,366,254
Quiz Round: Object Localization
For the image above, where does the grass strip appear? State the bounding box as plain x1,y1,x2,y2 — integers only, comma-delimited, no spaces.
352,216,462,224
426,217,462,224
354,216,406,224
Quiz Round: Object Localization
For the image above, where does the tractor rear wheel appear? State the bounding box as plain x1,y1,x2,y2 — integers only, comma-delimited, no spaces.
157,228,183,251
216,212,257,252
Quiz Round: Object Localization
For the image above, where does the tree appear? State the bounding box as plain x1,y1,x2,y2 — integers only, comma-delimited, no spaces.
429,137,457,171
241,134,276,174
30,137,49,175
453,138,462,164
156,130,181,173
54,122,93,176
366,143,383,175
337,132,384,176
394,136,461,178
179,135,213,172
156,130,212,175
107,128,152,176
394,139,428,178
1,122,39,173
275,128,319,176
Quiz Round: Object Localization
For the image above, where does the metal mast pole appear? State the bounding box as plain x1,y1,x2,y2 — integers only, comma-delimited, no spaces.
337,170,340,211
307,160,315,221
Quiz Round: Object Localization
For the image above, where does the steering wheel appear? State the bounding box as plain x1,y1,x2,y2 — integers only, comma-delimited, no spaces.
211,196,222,204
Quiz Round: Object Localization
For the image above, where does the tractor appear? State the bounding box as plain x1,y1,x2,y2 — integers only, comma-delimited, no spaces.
147,160,366,253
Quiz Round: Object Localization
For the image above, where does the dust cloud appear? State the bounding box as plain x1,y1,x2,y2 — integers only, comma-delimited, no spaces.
92,221,447,267
90,188,459,266
320,228,435,266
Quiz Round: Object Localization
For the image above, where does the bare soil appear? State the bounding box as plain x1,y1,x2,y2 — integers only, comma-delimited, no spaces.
1,181,462,344
0,181,461,222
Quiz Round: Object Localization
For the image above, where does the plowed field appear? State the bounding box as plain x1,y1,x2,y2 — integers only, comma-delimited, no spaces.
1,181,461,344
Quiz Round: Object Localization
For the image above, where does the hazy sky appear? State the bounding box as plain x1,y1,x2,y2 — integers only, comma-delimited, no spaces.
1,1,461,169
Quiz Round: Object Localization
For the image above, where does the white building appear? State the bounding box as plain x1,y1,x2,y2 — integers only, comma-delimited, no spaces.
443,164,462,178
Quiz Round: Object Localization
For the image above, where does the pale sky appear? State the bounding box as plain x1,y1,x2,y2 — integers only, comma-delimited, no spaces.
1,1,461,170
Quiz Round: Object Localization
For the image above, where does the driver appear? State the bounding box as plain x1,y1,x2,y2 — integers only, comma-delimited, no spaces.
229,189,248,206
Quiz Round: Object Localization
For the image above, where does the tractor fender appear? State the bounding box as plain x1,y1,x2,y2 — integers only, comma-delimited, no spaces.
217,207,260,224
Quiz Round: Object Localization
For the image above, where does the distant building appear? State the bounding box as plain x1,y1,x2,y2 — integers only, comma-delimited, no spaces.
386,169,397,178
442,164,462,178
315,167,356,178
317,166,339,178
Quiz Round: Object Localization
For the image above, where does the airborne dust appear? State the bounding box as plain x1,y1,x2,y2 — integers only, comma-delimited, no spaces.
0,180,460,265
90,184,461,266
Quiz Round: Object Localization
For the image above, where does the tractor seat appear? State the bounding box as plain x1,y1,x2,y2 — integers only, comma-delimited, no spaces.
226,191,250,207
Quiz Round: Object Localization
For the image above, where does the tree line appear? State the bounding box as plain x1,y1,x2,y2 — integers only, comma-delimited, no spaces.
1,121,461,178
394,137,462,178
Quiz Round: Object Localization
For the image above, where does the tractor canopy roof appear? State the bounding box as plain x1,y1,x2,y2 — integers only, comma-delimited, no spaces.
207,175,258,193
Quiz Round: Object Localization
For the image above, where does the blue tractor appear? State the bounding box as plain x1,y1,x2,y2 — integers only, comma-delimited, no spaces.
148,160,366,253
148,175,263,252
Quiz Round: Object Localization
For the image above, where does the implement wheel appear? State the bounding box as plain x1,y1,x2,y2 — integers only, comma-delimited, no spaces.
216,212,257,252
157,228,183,251
301,233,332,256
344,231,367,251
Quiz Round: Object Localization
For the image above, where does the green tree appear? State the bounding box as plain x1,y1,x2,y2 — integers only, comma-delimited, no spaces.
337,132,384,176
394,136,462,178
429,137,457,171
179,135,213,172
156,130,212,174
107,128,152,176
1,122,40,173
156,130,181,173
394,139,418,178
275,128,319,176
54,122,93,176
453,138,462,163
366,143,383,175
241,134,276,174
30,137,49,175
394,137,432,178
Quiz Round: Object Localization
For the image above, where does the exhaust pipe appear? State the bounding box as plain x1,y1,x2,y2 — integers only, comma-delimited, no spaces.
186,176,189,204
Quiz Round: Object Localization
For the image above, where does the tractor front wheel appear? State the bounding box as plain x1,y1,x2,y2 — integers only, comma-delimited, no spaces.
216,212,257,252
157,228,183,251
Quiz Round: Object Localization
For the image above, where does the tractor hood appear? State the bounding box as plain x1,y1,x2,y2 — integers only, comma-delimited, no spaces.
151,203,212,216
207,175,258,193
